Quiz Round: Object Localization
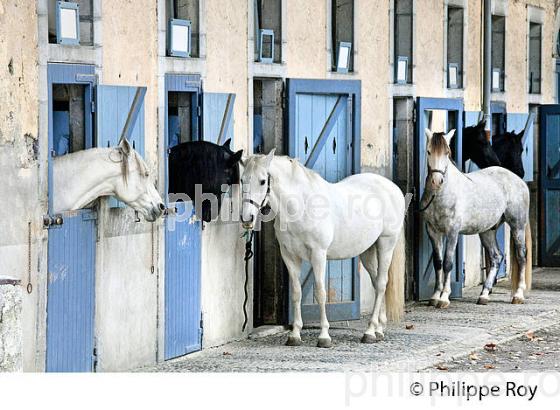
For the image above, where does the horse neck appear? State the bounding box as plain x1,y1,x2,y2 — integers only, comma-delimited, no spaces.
53,148,123,213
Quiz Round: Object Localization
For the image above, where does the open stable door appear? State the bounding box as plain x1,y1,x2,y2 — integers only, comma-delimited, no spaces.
286,79,361,323
415,97,464,301
96,85,146,208
539,105,560,266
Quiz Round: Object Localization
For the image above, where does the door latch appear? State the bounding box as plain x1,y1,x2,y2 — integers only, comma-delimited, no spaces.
43,214,64,228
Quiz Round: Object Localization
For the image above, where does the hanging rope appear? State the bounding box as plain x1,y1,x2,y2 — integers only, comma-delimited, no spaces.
241,230,254,332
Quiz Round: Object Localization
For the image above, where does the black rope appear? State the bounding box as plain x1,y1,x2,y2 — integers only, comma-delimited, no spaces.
415,194,435,213
242,230,254,332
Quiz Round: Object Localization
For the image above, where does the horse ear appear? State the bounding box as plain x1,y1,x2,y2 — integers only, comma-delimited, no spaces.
517,130,525,141
477,119,486,129
228,149,243,165
264,148,276,168
222,138,232,150
444,129,456,146
424,128,433,143
119,138,132,156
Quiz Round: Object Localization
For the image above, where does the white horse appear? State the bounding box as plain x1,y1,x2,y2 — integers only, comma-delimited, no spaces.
422,129,531,308
53,138,164,221
240,150,406,347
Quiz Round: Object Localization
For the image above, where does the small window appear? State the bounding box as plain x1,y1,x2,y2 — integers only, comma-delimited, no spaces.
48,0,94,46
254,0,282,64
492,15,506,91
529,22,542,94
394,0,413,83
446,6,463,89
331,0,354,73
167,0,200,58
52,84,88,155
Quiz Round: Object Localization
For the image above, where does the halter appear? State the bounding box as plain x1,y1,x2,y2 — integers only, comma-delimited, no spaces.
242,174,271,212
427,163,449,178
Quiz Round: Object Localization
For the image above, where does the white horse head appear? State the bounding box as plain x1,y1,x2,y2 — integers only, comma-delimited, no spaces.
111,139,165,221
240,148,275,230
425,128,455,190
53,138,164,222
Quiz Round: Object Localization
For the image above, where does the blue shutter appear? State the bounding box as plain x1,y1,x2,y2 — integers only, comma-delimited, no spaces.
96,85,146,207
202,93,235,144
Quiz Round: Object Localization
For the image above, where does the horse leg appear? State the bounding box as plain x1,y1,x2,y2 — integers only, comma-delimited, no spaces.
368,235,398,341
437,229,459,309
310,249,331,348
279,245,304,346
477,230,503,305
427,225,444,307
359,244,378,343
511,226,527,304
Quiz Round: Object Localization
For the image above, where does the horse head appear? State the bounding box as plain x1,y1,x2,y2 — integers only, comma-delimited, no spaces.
492,130,525,179
425,128,455,191
240,148,275,230
462,120,501,169
113,138,164,222
168,139,243,222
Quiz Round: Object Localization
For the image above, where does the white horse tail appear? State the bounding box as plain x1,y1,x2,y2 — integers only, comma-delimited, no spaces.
386,226,405,322
511,223,533,293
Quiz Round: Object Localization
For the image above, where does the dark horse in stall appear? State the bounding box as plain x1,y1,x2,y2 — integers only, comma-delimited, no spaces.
454,119,525,178
168,139,243,222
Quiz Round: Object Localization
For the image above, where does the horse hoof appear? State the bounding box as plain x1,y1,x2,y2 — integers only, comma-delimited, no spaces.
285,336,302,346
429,299,439,307
375,332,385,341
361,334,376,344
477,297,489,305
436,301,450,309
511,297,525,305
317,338,332,348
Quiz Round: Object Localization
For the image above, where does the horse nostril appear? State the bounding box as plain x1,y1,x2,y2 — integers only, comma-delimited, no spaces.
158,203,165,211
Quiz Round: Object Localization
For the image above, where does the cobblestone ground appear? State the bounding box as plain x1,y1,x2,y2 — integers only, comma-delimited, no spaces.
138,269,560,372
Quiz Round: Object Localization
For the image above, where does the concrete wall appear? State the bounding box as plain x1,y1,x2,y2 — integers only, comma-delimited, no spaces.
0,282,23,372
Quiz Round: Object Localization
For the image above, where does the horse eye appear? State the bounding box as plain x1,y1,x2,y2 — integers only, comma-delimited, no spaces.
260,179,266,186
427,151,431,156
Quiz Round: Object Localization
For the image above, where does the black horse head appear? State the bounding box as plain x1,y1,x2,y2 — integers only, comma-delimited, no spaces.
168,139,243,222
492,130,525,179
460,120,501,169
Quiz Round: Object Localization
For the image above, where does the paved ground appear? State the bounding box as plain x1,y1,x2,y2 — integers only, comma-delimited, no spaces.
138,269,560,372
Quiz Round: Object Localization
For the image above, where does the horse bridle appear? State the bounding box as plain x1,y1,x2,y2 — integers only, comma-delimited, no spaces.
427,163,449,178
241,174,271,213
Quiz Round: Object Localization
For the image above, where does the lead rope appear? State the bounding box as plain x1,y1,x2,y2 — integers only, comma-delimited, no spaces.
242,230,254,332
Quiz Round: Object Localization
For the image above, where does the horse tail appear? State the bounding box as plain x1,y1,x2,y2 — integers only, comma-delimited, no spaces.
511,223,533,293
386,226,405,322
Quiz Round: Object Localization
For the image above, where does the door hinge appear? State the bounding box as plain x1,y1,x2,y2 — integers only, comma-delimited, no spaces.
412,106,417,123
197,105,202,117
92,347,98,372
199,312,204,345
91,99,95,113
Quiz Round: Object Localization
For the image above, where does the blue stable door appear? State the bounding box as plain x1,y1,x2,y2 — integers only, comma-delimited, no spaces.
415,97,464,301
164,74,204,359
46,63,97,372
540,105,560,266
287,79,361,323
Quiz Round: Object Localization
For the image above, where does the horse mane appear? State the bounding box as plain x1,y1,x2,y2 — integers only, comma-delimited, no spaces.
116,146,148,185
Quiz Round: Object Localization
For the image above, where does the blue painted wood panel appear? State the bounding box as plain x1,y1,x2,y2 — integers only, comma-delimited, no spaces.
202,93,235,144
96,85,145,208
164,202,202,359
540,105,560,266
287,79,361,322
46,210,96,372
415,97,464,301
